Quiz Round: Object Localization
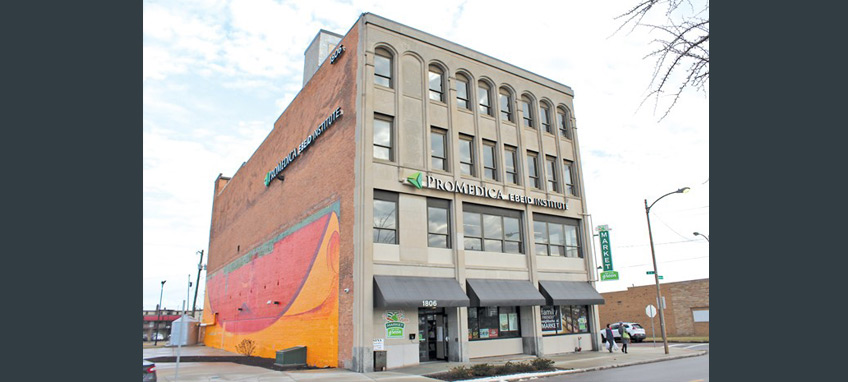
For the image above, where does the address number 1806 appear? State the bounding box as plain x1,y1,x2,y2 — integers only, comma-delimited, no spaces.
422,300,438,307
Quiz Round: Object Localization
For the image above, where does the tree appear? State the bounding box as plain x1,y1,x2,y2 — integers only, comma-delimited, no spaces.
616,0,709,120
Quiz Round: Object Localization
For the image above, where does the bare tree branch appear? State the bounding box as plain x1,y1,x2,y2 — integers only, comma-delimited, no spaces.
616,0,709,120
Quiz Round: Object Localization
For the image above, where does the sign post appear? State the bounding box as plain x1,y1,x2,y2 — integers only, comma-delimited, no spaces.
646,304,657,346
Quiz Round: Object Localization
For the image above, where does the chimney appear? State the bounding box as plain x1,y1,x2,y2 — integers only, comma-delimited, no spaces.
303,29,343,86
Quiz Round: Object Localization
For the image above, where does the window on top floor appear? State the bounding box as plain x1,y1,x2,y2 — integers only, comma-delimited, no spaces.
456,74,470,110
429,65,445,102
374,48,392,88
499,88,513,122
557,107,572,139
478,82,492,116
521,96,535,129
540,103,552,134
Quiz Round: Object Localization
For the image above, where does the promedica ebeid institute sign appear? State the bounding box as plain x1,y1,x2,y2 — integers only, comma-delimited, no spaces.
406,172,568,210
264,107,343,186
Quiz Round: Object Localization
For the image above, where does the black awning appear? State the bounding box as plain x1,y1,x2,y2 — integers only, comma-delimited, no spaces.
538,280,605,305
466,279,546,307
373,275,470,308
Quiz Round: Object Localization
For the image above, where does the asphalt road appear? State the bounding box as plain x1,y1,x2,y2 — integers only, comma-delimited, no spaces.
543,344,709,382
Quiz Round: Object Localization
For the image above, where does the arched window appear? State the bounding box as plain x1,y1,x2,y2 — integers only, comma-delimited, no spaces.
456,73,470,110
556,107,572,139
521,95,535,129
374,48,393,88
428,65,445,102
499,88,513,122
477,81,492,116
540,102,552,134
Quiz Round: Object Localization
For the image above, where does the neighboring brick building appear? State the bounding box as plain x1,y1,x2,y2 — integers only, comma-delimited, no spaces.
598,278,709,338
201,13,602,373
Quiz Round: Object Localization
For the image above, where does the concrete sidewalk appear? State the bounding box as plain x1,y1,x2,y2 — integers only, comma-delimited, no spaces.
144,344,706,381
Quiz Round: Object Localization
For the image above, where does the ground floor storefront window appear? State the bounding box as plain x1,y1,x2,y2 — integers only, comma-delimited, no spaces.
468,306,520,340
541,305,590,335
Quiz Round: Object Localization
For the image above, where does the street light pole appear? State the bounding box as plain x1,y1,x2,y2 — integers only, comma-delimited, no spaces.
693,232,710,242
154,280,166,346
644,187,689,355
192,250,204,317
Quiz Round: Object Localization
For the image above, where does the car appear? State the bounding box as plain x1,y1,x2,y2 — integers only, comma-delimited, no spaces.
601,322,647,343
143,360,157,382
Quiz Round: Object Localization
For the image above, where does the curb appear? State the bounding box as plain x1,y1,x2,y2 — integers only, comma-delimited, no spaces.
450,351,708,382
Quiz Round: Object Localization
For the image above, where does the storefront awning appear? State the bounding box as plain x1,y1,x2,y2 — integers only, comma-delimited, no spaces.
466,279,546,306
373,275,470,308
538,280,605,305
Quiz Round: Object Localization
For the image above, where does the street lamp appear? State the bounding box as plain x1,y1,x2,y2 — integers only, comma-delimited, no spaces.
644,186,689,355
154,280,166,346
693,232,709,242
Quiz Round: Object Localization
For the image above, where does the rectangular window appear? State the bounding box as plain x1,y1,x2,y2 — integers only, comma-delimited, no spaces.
563,160,577,196
693,309,709,322
427,199,451,248
545,156,558,193
557,110,571,139
456,77,469,109
431,128,448,171
429,68,444,101
373,191,398,244
463,204,522,254
504,146,519,185
374,51,392,88
533,213,581,258
527,152,540,189
459,135,475,177
499,92,512,122
468,306,521,340
373,115,393,161
541,305,590,336
482,140,497,181
478,84,491,115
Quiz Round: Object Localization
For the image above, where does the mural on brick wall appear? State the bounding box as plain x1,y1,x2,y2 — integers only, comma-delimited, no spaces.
202,202,340,367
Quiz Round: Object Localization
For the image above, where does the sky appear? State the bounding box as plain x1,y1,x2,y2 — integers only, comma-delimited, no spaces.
143,0,709,311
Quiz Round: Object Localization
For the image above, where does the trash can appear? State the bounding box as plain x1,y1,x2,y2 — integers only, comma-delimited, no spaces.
373,350,387,371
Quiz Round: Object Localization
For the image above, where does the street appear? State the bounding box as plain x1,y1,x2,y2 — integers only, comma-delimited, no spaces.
542,344,709,382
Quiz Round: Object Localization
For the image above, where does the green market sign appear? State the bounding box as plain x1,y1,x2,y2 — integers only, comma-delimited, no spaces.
384,310,409,339
264,107,344,186
600,270,619,281
406,172,568,210
598,228,613,271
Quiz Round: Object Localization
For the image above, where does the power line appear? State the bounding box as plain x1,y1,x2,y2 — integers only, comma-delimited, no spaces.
616,239,701,248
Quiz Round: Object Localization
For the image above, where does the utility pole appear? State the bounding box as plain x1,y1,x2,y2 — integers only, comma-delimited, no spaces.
192,250,204,317
154,280,166,346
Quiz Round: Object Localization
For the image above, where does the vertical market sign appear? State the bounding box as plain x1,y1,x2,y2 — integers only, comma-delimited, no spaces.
597,225,619,281
383,310,409,339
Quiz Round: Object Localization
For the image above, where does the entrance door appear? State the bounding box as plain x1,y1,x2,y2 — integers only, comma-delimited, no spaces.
418,308,448,362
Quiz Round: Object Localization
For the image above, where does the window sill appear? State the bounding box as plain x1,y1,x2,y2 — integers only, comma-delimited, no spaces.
372,158,396,166
374,83,394,92
429,99,448,106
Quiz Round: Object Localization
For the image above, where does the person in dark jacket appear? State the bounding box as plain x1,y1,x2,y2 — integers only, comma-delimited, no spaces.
604,324,616,353
618,322,630,354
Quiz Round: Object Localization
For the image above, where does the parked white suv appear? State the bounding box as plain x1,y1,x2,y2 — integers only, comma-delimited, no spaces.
602,322,647,343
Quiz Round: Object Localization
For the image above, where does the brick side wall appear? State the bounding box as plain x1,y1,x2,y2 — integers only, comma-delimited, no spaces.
203,23,359,367
598,279,709,338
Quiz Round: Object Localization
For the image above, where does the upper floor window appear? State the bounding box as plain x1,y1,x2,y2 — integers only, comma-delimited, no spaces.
459,134,475,177
373,114,393,161
431,127,448,171
478,82,492,116
429,65,444,102
557,108,572,139
499,88,513,122
374,48,392,88
456,74,470,110
545,156,558,193
463,204,523,254
373,191,398,244
533,213,581,257
482,140,498,181
428,198,451,248
504,145,519,185
521,96,534,129
563,160,577,196
540,103,552,134
527,152,540,189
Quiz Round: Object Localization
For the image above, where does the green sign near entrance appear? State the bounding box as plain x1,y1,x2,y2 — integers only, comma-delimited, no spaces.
600,271,619,281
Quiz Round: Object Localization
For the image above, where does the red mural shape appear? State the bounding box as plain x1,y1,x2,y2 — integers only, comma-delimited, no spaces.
205,214,331,333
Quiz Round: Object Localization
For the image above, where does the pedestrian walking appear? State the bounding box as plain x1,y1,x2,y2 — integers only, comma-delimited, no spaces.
618,322,630,354
604,324,616,353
